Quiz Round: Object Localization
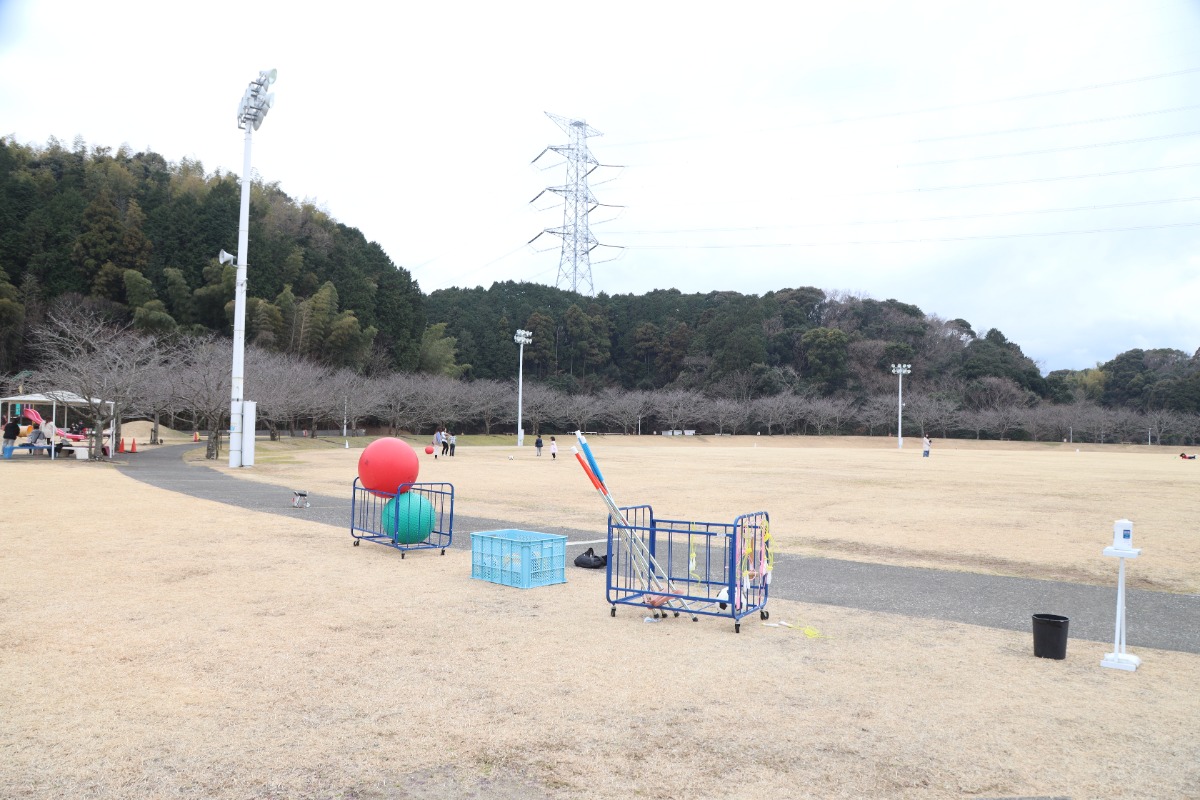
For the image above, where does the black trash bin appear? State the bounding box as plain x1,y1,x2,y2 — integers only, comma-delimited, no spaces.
1032,614,1069,659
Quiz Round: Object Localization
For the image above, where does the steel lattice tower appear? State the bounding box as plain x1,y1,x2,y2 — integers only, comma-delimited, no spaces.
530,112,604,295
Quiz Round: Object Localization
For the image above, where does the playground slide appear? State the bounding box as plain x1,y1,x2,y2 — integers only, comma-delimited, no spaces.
22,408,44,425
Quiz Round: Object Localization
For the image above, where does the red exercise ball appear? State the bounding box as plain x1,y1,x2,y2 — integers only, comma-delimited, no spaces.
424,445,435,455
358,437,420,497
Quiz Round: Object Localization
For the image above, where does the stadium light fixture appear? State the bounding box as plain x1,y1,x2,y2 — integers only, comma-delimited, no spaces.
228,68,277,468
514,329,533,447
891,363,911,450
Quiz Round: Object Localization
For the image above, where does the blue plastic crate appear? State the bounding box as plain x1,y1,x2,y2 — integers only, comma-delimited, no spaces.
471,530,567,589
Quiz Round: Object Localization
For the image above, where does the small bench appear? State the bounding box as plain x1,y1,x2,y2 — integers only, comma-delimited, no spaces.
14,443,53,456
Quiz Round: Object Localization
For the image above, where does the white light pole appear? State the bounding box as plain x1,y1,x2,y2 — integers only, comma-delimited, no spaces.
514,329,532,446
891,363,911,450
227,68,277,468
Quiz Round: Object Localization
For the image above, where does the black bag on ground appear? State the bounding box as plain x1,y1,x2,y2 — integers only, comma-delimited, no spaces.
573,547,607,569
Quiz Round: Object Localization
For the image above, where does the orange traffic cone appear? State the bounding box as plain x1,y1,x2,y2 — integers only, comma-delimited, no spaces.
193,431,200,442
130,439,137,453
118,438,125,453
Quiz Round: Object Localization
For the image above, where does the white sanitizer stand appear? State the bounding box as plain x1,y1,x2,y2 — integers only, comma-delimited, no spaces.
1101,519,1141,671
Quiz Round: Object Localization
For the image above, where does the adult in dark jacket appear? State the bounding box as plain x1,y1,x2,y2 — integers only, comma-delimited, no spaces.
3,417,20,450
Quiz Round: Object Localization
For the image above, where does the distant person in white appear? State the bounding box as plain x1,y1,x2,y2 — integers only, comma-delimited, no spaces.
922,436,932,458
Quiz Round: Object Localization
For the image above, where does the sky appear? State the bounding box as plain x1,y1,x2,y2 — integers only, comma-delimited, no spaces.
1,0,1198,374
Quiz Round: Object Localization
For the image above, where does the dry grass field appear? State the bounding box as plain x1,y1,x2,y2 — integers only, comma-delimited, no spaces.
2,430,1198,799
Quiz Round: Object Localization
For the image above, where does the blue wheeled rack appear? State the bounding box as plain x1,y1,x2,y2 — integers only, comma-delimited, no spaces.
607,504,772,633
350,478,454,558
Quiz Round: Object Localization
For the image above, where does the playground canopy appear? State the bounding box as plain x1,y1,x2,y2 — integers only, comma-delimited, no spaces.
2,393,116,459
2,391,114,426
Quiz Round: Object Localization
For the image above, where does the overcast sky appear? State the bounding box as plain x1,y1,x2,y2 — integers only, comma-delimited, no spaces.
2,0,1198,373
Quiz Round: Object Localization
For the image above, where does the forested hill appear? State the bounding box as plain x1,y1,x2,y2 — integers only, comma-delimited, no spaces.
2,137,1199,414
0,137,425,372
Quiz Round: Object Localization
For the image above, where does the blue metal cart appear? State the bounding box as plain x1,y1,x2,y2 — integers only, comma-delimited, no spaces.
350,479,454,558
607,504,771,633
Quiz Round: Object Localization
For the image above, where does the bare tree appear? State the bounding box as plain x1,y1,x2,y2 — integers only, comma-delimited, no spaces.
375,372,423,435
1146,407,1184,446
963,376,1030,412
31,308,165,459
989,403,1027,440
460,379,510,435
1018,405,1057,442
247,349,331,439
958,408,990,440
134,346,186,445
558,391,602,433
796,396,834,435
324,367,371,437
751,392,802,435
1181,412,1200,446
1111,407,1147,444
859,394,896,437
653,388,707,433
706,397,751,435
597,388,652,435
416,374,469,435
905,393,961,438
169,335,231,457
518,382,562,437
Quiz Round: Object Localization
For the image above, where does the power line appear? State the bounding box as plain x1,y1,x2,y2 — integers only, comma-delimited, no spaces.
603,66,1200,149
607,196,1200,235
913,104,1200,144
621,220,1200,250
657,161,1200,209
866,160,1200,196
901,130,1200,167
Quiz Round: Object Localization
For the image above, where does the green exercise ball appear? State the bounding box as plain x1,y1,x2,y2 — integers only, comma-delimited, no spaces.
382,492,436,544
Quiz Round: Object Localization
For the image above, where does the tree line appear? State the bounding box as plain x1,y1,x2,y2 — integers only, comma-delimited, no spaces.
2,136,1198,432
11,307,1200,461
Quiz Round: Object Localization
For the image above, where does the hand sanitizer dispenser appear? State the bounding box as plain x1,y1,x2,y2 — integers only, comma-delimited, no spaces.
1112,519,1133,550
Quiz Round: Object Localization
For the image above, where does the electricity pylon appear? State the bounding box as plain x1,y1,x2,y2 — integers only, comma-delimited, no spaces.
530,112,605,296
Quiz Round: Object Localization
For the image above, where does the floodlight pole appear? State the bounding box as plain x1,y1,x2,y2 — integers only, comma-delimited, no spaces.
514,329,532,446
228,68,276,468
891,363,911,450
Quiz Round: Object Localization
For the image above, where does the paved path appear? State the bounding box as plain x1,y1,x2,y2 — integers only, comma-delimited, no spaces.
116,443,1200,655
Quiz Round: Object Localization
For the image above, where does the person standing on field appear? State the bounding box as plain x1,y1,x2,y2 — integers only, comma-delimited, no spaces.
535,435,543,456
3,417,19,454
922,435,932,458
549,436,558,460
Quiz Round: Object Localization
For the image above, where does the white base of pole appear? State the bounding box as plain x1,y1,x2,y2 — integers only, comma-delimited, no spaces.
1101,652,1140,671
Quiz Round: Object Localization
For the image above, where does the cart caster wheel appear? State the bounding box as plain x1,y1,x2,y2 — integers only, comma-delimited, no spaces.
401,552,406,559
692,616,698,622
673,611,679,618
735,623,741,633
611,607,616,617
353,539,360,547
760,610,769,621
304,502,310,508
440,549,446,555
